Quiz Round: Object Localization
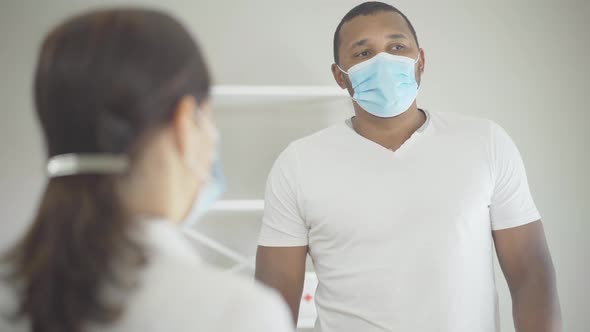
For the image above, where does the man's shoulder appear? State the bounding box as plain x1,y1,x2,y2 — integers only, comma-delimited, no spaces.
277,121,348,161
292,121,348,148
429,111,494,137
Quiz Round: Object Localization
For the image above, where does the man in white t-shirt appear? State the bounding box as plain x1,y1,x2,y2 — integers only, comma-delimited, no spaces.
255,2,562,332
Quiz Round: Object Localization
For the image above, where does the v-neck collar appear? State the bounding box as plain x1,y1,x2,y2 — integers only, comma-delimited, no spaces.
343,109,431,156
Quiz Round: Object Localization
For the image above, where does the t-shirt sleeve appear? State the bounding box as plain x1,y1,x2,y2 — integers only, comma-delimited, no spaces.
258,144,309,247
489,122,541,230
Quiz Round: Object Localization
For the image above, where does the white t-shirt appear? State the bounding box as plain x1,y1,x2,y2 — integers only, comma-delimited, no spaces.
258,111,540,332
0,219,294,332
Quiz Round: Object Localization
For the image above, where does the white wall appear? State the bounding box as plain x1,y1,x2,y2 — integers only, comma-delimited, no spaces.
0,0,588,331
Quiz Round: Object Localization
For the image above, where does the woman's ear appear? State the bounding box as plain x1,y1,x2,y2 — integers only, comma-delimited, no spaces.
172,95,199,169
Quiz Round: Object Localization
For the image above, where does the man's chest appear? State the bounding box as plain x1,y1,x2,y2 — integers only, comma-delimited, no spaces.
301,139,494,248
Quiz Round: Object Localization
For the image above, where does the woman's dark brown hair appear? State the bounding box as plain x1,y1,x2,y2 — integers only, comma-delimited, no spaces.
2,8,210,332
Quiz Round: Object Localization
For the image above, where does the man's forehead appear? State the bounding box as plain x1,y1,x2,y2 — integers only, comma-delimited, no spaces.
339,11,411,45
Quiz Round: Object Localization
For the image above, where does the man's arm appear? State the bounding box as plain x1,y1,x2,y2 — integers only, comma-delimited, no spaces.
255,245,308,326
493,220,562,332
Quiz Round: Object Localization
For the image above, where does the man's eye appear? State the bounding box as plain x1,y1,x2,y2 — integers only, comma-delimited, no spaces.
355,50,370,57
392,44,405,51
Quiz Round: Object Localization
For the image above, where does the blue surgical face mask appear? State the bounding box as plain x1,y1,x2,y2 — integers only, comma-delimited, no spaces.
338,52,420,118
182,157,225,227
182,131,225,228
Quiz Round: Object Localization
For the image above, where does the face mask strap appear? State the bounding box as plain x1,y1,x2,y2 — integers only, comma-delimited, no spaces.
338,50,421,74
336,64,348,75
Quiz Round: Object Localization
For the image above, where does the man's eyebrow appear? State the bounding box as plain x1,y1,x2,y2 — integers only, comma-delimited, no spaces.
350,38,368,49
387,33,408,40
350,33,408,49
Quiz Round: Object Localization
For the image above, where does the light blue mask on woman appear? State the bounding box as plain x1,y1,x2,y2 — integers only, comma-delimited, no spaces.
338,52,420,118
183,140,225,227
183,157,225,227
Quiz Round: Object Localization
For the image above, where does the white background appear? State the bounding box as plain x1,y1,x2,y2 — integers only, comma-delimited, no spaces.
0,0,588,331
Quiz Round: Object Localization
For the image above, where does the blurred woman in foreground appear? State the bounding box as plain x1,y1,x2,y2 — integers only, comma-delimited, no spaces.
0,8,292,332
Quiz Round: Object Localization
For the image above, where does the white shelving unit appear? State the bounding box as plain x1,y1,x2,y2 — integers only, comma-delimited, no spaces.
190,85,342,330
212,85,347,97
210,84,348,216
210,84,348,213
210,199,264,212
211,85,348,107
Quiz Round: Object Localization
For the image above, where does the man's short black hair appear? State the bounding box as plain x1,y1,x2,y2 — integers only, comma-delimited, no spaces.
333,1,419,64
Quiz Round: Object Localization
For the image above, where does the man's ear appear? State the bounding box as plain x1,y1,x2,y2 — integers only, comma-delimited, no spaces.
418,48,426,75
331,63,348,90
332,63,356,98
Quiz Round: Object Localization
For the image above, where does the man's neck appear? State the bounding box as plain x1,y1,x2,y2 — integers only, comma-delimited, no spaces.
351,104,426,151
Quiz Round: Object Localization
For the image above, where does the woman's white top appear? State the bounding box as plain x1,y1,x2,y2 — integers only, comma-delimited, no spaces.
0,218,294,332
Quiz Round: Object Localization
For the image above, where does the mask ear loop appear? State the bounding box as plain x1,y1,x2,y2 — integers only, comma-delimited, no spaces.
335,64,361,107
338,50,420,75
336,65,374,116
336,64,348,75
